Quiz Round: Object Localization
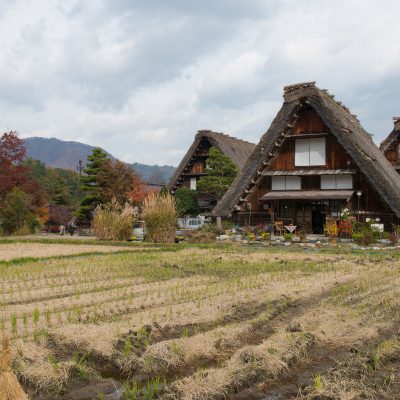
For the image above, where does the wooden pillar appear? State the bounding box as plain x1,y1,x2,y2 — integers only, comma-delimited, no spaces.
216,216,222,230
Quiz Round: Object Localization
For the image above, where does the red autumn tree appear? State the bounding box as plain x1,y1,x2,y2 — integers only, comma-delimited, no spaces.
0,131,47,219
127,174,147,205
0,131,29,200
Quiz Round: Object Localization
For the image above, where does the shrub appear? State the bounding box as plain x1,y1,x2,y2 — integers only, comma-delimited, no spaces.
185,230,216,243
197,223,224,236
92,199,137,241
142,193,178,243
352,228,374,246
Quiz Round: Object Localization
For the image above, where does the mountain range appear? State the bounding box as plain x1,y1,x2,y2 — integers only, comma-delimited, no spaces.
24,137,176,184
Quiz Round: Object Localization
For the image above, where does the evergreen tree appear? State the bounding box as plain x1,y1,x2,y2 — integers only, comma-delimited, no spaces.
196,147,238,200
175,188,200,217
76,148,109,222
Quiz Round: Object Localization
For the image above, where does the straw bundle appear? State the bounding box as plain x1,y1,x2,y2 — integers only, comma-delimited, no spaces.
0,336,28,400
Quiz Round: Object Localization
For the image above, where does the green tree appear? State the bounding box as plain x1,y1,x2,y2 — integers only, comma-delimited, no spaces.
24,158,82,206
76,148,109,222
0,187,38,234
175,188,200,217
196,147,238,200
55,168,83,206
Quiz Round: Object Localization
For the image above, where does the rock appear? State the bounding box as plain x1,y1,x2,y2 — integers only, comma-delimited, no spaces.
287,320,303,332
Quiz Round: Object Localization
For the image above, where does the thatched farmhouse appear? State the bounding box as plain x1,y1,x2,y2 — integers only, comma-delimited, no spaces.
380,117,400,174
168,130,255,212
213,82,400,232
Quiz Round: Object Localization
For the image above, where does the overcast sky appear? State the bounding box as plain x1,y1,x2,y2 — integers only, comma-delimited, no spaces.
1,0,399,166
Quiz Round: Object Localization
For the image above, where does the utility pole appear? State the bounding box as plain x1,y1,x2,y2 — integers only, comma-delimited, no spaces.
77,160,83,185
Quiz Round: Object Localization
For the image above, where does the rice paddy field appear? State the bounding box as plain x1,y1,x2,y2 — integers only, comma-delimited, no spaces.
1,238,400,399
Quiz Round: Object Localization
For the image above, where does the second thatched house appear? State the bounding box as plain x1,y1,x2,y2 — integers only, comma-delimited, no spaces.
380,117,400,174
213,82,400,232
168,130,255,212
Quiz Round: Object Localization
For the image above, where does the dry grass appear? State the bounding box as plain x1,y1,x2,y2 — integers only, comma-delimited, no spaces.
0,240,399,399
142,193,178,243
0,242,137,261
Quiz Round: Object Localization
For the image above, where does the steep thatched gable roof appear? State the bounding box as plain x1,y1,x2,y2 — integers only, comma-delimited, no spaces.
168,130,255,191
379,117,400,153
213,82,400,218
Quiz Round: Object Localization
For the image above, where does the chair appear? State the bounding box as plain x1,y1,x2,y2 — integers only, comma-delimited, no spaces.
274,220,284,236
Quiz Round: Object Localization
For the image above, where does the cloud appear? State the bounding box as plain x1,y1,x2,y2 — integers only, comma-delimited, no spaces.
0,0,399,165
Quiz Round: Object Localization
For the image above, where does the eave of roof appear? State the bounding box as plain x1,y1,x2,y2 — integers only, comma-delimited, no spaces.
379,118,400,152
261,190,354,201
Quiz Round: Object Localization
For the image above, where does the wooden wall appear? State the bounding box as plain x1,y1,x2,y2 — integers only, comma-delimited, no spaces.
191,160,205,174
294,108,328,134
270,109,352,171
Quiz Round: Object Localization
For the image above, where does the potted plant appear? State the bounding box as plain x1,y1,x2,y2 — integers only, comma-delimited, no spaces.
283,232,293,242
248,232,256,241
327,224,338,244
389,225,400,245
298,228,307,242
260,231,271,241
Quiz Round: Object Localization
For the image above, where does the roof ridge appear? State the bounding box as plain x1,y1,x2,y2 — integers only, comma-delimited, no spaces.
283,81,316,93
196,129,255,145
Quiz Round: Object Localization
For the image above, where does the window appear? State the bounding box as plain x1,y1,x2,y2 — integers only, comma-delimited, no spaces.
321,174,353,189
295,138,326,166
397,144,400,163
272,176,301,190
190,177,197,190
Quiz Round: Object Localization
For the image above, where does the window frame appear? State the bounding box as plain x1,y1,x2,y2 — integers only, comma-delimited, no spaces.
320,174,353,190
271,175,301,191
295,137,326,167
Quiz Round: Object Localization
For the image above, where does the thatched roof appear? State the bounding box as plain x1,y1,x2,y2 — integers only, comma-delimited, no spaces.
168,130,255,191
379,117,400,153
213,82,400,218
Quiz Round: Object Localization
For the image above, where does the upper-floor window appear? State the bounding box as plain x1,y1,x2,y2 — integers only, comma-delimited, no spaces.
295,138,326,166
321,174,353,189
272,176,301,190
